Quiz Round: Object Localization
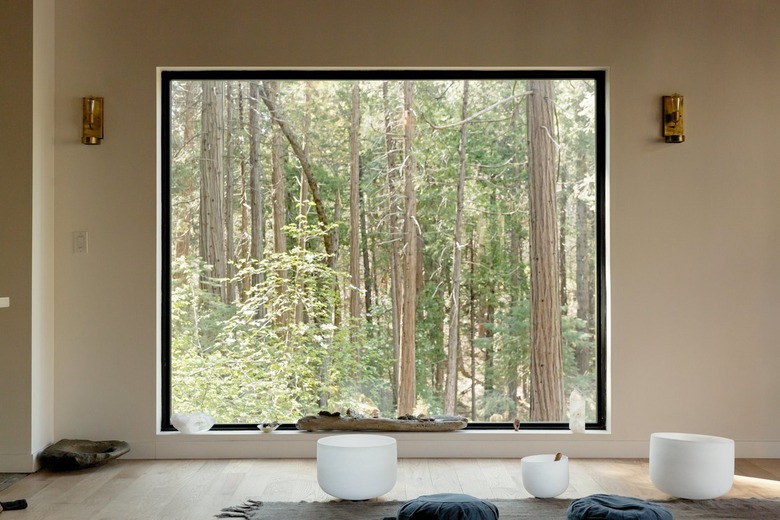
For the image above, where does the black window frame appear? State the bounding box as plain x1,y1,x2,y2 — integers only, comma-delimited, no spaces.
160,69,607,432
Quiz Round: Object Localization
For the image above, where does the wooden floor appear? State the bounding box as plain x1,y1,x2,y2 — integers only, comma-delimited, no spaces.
1,458,779,520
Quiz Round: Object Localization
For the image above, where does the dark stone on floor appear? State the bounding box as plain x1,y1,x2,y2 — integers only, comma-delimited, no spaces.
39,439,130,471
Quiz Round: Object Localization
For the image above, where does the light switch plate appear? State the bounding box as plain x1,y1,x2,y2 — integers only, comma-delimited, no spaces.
0,297,9,308
73,231,88,253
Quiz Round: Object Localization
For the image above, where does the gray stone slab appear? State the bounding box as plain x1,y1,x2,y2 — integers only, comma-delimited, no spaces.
40,439,130,471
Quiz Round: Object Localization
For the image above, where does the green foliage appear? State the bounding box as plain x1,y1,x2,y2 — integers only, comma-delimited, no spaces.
168,77,600,425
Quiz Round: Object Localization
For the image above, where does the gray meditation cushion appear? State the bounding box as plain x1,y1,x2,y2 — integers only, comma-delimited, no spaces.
396,493,499,520
567,494,673,520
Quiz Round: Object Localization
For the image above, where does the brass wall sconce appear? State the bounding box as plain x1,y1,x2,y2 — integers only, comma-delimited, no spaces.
82,96,104,145
662,94,684,143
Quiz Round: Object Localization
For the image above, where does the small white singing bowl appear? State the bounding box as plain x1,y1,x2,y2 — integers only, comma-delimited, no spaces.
521,454,569,498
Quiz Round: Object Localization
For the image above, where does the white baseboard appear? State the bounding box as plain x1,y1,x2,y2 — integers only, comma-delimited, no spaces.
10,434,779,470
0,453,37,473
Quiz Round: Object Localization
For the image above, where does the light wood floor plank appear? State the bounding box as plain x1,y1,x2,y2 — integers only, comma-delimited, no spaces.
1,458,780,520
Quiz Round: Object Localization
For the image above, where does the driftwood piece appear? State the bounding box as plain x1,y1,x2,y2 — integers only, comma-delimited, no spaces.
296,414,468,432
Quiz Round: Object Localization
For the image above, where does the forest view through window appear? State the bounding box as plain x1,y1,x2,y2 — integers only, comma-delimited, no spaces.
162,71,606,429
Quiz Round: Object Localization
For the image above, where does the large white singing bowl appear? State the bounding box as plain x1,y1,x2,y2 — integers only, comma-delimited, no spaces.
649,432,734,500
317,434,397,500
521,454,569,498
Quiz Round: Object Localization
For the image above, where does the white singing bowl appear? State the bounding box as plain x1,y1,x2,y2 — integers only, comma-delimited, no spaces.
649,432,734,500
521,454,569,498
317,434,397,500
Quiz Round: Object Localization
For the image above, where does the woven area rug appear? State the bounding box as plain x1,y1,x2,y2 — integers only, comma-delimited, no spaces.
217,497,780,519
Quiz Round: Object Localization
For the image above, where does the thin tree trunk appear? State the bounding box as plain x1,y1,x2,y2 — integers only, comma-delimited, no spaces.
295,82,312,325
267,81,287,258
224,82,236,302
360,161,372,321
240,156,248,297
444,81,469,415
527,79,564,422
199,80,227,302
265,81,289,327
398,80,418,416
332,189,342,321
575,153,594,374
559,158,568,310
248,82,265,316
481,188,497,394
175,82,197,260
238,84,249,300
183,81,196,146
483,287,495,393
349,82,362,336
469,232,477,421
508,94,526,420
383,81,403,405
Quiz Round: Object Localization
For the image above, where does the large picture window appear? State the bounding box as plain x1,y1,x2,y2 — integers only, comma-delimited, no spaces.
161,70,606,430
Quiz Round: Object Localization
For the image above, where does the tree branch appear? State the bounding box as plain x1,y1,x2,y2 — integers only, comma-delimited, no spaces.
258,82,333,259
423,91,532,130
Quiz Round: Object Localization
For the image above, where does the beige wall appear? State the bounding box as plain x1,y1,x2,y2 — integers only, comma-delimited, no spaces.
0,0,35,472
2,0,779,468
0,0,55,472
31,0,56,463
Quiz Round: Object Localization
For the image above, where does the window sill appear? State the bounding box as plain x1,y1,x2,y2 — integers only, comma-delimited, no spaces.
153,428,614,459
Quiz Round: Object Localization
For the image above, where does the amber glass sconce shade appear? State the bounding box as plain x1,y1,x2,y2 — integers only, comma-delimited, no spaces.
82,96,103,145
662,94,684,143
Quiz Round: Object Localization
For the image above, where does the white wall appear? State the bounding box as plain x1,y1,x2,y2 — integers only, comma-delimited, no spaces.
2,0,779,469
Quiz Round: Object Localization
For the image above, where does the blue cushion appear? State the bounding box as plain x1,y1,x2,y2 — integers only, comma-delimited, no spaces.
397,493,499,520
567,494,672,520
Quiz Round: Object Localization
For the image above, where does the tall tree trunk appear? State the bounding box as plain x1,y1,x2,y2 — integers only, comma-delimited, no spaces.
267,81,287,258
295,82,312,324
383,81,403,405
174,82,198,261
469,233,477,421
199,80,227,302
575,153,594,374
398,80,419,416
507,93,527,420
240,153,248,297
559,158,568,310
332,189,342,320
224,82,236,302
360,162,372,321
483,287,495,393
444,80,469,415
527,79,564,422
265,81,289,327
248,82,265,316
349,82,362,336
238,84,249,299
183,81,196,146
